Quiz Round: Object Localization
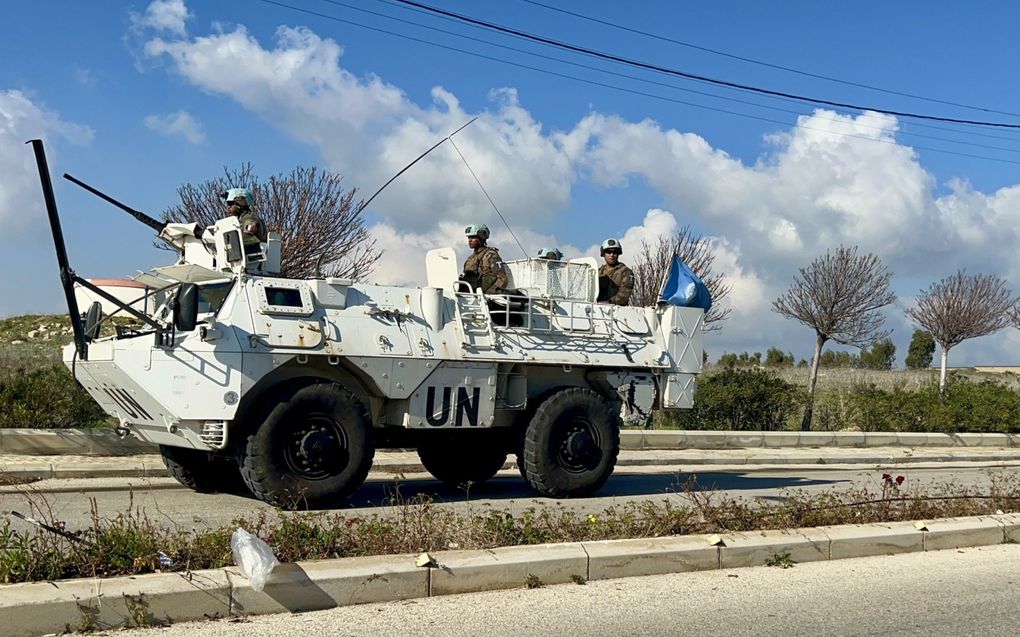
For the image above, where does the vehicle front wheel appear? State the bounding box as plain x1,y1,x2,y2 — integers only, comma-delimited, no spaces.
522,388,620,498
418,440,508,487
239,382,374,509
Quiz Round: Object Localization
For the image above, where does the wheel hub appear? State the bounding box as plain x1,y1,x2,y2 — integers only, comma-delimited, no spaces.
564,429,595,462
283,418,350,480
298,430,337,466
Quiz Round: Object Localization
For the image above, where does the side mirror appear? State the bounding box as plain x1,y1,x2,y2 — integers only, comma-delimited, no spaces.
83,301,103,340
173,283,199,332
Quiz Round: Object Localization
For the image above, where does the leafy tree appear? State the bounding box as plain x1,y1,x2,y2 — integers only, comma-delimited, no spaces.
772,245,896,430
764,347,795,367
860,338,896,370
162,164,380,279
906,271,1017,394
904,330,935,369
819,349,862,368
717,351,762,368
630,226,732,329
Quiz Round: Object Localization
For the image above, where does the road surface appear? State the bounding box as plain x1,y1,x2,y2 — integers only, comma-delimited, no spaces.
2,460,1017,531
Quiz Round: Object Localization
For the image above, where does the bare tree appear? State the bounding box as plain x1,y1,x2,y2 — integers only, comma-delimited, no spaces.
630,226,732,329
772,245,896,430
162,164,380,280
907,271,1016,394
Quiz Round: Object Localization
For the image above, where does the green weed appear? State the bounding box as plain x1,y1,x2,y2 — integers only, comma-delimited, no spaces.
764,552,796,569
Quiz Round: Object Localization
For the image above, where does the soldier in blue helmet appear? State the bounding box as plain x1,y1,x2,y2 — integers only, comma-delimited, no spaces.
462,224,507,294
222,187,267,245
537,247,563,260
597,238,634,306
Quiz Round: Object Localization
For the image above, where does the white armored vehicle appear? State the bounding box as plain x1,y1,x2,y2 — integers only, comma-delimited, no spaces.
31,140,703,509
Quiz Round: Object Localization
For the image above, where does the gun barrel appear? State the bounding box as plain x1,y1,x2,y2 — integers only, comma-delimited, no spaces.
63,173,166,233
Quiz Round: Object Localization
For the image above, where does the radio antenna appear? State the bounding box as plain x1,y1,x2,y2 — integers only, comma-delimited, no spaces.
359,117,477,213
448,137,528,259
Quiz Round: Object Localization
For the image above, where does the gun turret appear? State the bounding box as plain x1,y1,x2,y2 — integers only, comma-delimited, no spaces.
63,173,167,233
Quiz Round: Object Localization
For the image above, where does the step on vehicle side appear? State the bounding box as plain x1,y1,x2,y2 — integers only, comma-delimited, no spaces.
30,140,703,510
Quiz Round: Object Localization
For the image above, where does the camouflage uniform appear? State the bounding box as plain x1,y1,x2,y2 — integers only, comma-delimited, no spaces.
598,262,634,306
463,246,508,294
235,210,267,245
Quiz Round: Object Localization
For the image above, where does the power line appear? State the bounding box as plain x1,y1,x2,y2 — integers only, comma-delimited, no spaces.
515,0,1020,119
391,0,1020,130
319,0,1020,155
255,0,1020,165
377,0,1020,144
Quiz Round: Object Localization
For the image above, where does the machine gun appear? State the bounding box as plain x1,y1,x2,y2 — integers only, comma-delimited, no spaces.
64,173,214,262
63,174,168,234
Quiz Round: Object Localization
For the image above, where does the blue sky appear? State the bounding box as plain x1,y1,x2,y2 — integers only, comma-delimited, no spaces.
4,0,1020,366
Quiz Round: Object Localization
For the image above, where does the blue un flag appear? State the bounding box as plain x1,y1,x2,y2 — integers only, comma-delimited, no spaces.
658,255,712,311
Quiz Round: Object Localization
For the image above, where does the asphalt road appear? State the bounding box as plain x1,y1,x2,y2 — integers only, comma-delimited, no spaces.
3,461,1018,532
111,543,1020,637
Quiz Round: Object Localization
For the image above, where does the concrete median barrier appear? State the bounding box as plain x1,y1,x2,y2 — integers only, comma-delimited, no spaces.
3,428,1020,456
584,535,719,580
717,527,830,569
430,543,589,596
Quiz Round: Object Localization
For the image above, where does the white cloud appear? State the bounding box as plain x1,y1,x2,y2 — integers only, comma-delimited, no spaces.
0,90,93,232
142,24,576,231
143,110,205,144
132,0,191,36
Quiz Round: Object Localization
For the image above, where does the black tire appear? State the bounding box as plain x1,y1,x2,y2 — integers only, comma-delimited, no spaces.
418,440,508,487
159,445,236,493
522,388,620,497
239,382,374,509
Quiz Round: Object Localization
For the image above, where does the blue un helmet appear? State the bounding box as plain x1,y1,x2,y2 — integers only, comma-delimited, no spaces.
537,246,563,260
600,238,623,255
223,187,253,209
464,224,490,242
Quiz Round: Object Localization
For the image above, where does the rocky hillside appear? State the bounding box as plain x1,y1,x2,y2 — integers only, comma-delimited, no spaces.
0,314,73,347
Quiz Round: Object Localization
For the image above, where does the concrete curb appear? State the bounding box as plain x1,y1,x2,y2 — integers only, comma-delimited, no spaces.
4,428,1020,456
7,449,1020,482
2,514,1018,636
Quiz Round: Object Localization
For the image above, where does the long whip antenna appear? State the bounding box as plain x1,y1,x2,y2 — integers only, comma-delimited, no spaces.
448,137,528,259
359,117,477,213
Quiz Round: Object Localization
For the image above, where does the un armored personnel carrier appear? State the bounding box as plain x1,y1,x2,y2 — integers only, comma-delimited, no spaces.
30,140,703,509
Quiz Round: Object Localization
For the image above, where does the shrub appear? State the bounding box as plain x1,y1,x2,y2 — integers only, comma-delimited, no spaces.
0,361,108,429
666,368,803,431
811,374,1020,433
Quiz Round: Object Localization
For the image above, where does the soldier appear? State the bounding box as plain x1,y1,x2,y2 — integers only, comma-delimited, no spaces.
222,187,267,245
537,247,563,260
597,238,634,306
462,224,508,294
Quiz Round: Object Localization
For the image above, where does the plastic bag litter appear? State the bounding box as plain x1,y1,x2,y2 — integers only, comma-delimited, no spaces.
230,528,280,592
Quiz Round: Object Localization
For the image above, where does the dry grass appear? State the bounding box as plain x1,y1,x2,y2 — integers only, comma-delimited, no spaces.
766,366,1020,392
3,473,1019,584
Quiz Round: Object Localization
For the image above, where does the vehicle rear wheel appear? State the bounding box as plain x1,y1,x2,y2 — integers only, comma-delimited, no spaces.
159,445,237,493
418,440,508,487
239,382,374,510
522,388,620,498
